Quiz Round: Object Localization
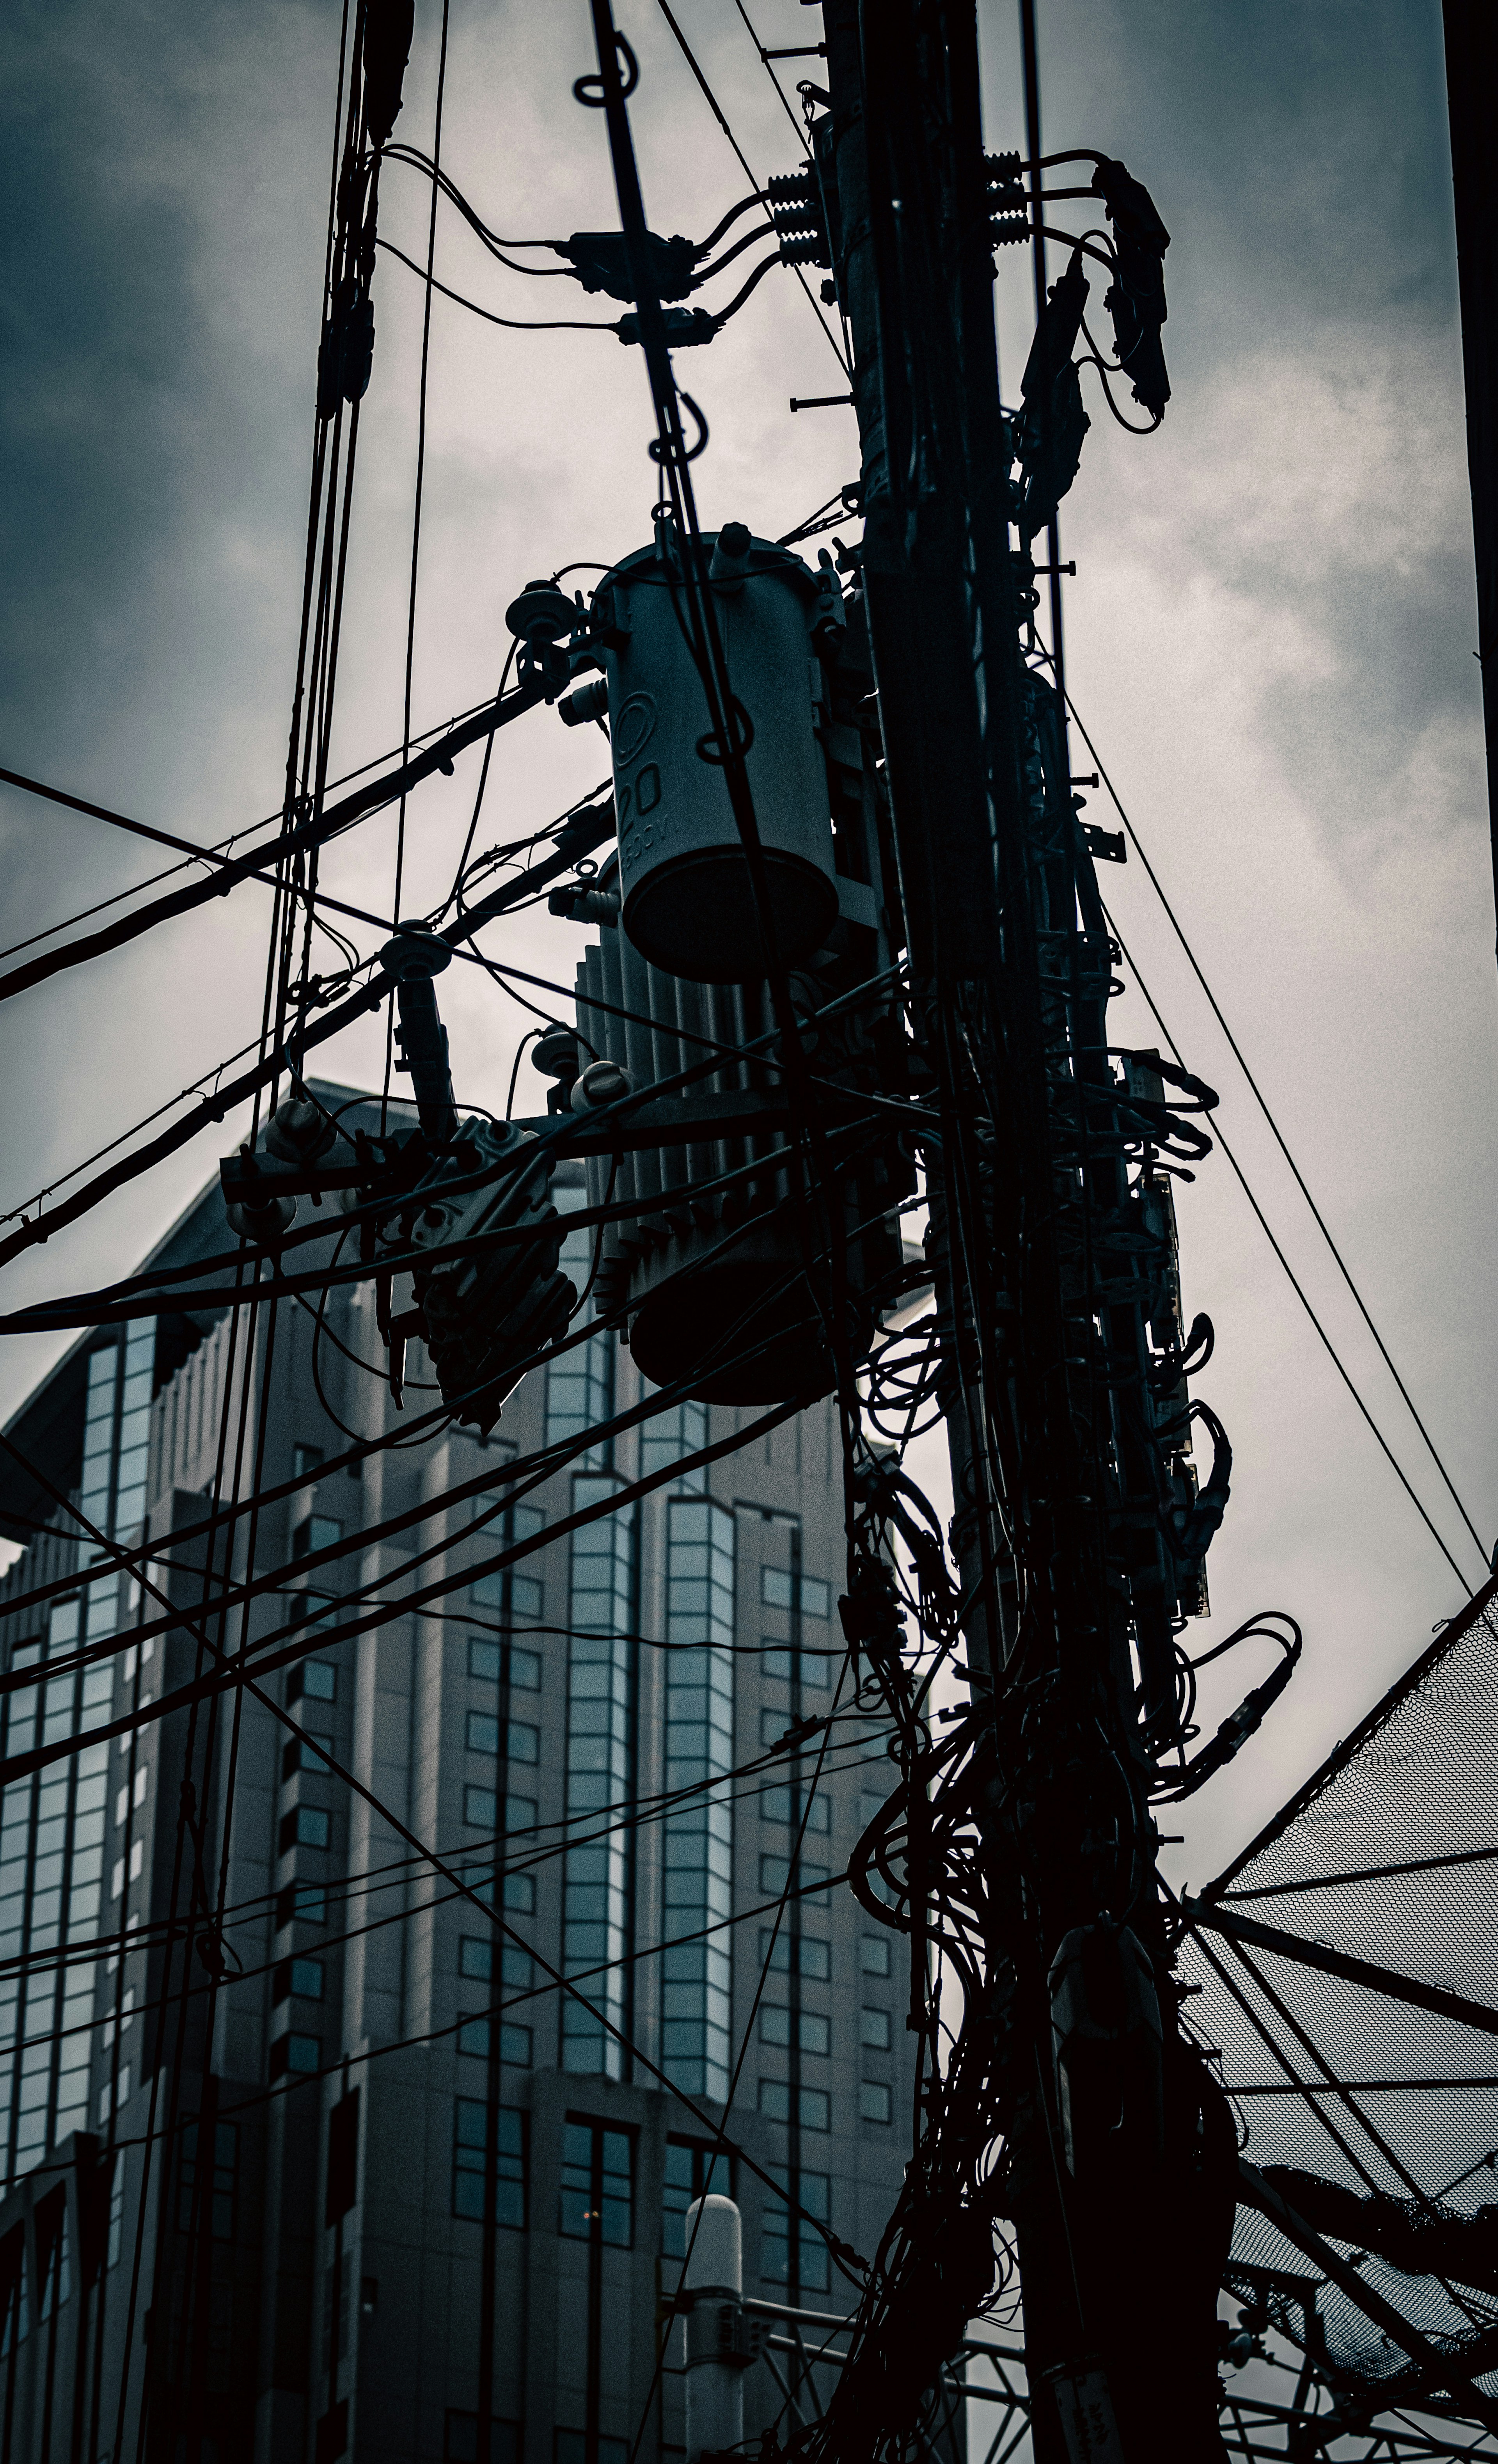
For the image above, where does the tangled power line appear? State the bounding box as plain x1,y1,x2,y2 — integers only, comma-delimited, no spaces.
0,5,1490,2463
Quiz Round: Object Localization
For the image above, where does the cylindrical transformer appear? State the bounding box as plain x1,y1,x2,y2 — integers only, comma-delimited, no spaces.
593,527,839,983
573,920,905,1405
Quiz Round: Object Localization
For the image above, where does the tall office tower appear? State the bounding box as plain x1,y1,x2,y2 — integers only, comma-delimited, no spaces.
0,1088,914,2461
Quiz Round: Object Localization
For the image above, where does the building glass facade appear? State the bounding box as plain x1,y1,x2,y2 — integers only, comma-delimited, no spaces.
561,1476,637,2076
0,1321,152,2184
660,1497,735,2103
0,1118,918,2460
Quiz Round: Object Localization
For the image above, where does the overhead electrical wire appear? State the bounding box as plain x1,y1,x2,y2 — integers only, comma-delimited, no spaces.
652,0,850,375
1058,674,1486,1570
1102,905,1478,1592
0,1171,925,1755
3,11,1474,2450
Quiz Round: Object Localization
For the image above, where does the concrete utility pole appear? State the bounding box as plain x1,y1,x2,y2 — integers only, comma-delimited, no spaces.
680,2196,751,2464
819,7,1233,2457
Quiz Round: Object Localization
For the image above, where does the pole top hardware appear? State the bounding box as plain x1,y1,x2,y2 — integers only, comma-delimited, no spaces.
380,921,454,981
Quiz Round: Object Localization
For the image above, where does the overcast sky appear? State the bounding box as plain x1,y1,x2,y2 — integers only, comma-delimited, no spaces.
0,0,1490,1887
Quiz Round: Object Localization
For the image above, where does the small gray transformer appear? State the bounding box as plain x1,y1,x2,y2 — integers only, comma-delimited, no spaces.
593,524,841,984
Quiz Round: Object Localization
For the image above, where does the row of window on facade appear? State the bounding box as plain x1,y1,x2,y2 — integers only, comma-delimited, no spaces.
450,2116,846,2292
268,1925,898,2110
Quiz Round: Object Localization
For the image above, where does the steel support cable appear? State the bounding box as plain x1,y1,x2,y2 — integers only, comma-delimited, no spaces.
112,5,367,2410
1103,904,1478,1593
1179,1921,1487,2342
0,694,545,975
390,0,450,974
139,412,347,2464
0,676,548,1015
0,769,448,956
1057,680,1486,1568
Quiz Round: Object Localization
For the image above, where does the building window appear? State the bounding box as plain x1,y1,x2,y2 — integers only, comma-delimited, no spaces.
758,2006,830,2055
276,1881,327,1928
456,2018,532,2066
177,2118,238,2239
759,1929,829,1981
560,2119,633,2247
761,1567,831,1618
860,1934,892,1978
463,1787,537,1836
759,1854,829,1905
280,1807,331,1854
474,1567,543,1620
458,1938,534,1988
288,1658,337,1705
468,1638,542,1691
662,2135,734,2257
640,1396,708,1494
291,1515,342,1563
860,2007,892,2052
762,1787,831,1834
452,2100,527,2226
445,2412,520,2464
756,2082,830,2131
272,1958,325,2005
562,1477,637,2078
282,1732,334,1781
859,2081,893,2125
555,2437,628,2464
660,1497,735,2102
761,1646,831,1686
293,1444,324,1481
270,2033,322,2078
761,2165,830,2294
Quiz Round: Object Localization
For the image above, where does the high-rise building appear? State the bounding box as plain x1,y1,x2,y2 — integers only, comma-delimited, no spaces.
0,1087,914,2461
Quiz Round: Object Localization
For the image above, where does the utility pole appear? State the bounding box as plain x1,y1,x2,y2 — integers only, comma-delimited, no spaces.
819,7,1234,2457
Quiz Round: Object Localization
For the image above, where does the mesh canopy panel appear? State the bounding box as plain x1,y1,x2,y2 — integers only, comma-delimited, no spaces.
1182,1572,1498,2410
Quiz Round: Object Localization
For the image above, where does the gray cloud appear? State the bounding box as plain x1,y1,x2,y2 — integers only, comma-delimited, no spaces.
0,0,1493,1885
